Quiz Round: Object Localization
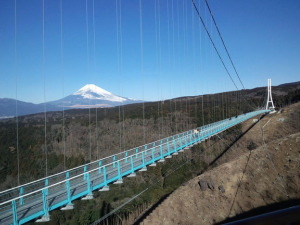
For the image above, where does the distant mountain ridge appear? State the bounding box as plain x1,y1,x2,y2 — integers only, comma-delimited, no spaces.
0,81,299,118
0,98,60,119
0,84,142,118
278,81,300,87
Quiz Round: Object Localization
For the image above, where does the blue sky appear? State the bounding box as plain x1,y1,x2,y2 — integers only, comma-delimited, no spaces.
0,0,299,103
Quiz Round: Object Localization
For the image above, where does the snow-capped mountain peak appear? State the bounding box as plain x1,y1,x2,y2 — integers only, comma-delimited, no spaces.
73,84,126,102
46,84,142,109
74,84,111,96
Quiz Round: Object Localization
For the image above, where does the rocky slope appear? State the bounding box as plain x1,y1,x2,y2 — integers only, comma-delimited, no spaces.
139,103,300,225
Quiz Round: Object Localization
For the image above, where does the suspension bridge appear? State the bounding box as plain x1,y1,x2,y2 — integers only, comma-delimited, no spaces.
0,108,273,225
0,0,282,224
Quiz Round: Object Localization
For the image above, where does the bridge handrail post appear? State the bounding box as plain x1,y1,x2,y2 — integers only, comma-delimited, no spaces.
179,136,183,149
98,161,102,173
130,156,134,173
135,148,139,158
19,186,24,206
84,166,87,180
151,147,155,163
65,172,72,205
86,172,92,195
167,141,170,156
103,166,108,186
117,161,122,179
83,166,92,195
113,155,116,168
41,188,49,219
142,151,145,167
12,199,18,225
189,133,193,144
172,139,176,152
143,146,148,163
198,129,201,141
160,144,163,157
213,124,217,134
184,135,188,147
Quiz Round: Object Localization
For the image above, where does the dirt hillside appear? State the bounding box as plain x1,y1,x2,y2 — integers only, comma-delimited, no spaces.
139,103,300,225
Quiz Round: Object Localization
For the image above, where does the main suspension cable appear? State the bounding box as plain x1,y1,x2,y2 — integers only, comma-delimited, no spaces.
204,0,245,89
191,0,239,90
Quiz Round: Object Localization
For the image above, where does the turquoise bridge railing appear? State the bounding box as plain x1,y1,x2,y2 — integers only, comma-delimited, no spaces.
0,110,269,225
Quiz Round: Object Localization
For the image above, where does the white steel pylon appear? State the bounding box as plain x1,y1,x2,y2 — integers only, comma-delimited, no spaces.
266,79,275,111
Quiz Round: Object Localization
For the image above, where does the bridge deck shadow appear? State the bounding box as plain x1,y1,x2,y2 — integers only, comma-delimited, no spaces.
132,192,173,225
201,113,266,173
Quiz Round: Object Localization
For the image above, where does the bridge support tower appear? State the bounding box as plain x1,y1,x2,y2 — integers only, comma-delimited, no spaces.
266,79,275,111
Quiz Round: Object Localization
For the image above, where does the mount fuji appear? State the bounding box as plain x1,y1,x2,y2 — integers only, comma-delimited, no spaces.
49,84,142,108
0,84,143,118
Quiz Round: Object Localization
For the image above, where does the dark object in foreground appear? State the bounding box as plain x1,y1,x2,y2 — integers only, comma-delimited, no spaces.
222,205,300,225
